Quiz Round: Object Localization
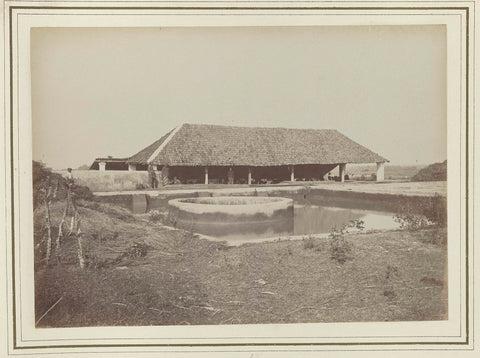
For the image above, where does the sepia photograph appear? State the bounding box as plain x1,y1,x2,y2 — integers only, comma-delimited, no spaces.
4,0,479,355
31,24,449,329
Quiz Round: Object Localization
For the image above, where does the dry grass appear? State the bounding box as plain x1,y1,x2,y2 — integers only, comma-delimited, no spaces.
34,200,447,327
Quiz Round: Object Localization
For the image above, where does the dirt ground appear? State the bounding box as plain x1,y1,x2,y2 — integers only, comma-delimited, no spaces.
34,200,447,327
309,180,447,197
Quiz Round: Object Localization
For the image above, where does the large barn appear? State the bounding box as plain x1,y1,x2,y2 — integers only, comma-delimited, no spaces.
93,123,388,183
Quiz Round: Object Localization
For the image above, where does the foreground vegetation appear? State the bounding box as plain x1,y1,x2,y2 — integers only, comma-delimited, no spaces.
34,198,447,327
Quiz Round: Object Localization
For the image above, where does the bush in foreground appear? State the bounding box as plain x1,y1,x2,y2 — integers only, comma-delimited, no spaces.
394,194,447,230
33,161,93,208
328,220,364,264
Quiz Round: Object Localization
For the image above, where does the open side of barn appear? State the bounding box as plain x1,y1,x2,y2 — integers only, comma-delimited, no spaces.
91,123,388,183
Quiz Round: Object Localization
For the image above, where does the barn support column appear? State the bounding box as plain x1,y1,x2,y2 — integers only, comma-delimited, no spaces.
376,162,385,182
128,163,136,171
204,167,209,185
339,163,346,182
290,165,295,182
98,162,106,171
248,168,252,185
227,167,235,184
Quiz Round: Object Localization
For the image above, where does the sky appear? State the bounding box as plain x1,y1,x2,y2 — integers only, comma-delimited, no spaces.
31,25,446,170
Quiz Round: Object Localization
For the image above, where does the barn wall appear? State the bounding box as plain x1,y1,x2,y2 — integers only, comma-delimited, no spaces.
55,170,150,192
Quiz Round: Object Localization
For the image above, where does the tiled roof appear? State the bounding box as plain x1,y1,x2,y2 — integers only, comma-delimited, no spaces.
128,123,388,166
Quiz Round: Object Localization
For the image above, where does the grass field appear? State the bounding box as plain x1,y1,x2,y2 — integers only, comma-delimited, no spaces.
35,199,447,327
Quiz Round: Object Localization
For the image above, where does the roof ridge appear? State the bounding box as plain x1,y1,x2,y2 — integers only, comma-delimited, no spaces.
146,124,184,164
182,123,338,132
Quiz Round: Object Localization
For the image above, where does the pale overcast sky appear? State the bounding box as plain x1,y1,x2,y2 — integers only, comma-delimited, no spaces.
31,25,446,169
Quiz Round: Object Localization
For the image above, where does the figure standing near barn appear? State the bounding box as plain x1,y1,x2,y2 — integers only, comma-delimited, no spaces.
64,168,74,187
148,165,158,189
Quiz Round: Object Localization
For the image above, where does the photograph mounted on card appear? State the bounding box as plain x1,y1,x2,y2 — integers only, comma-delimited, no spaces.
2,1,473,355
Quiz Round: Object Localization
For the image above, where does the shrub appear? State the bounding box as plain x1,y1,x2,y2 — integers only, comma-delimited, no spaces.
394,194,447,229
329,233,352,264
33,161,62,208
303,235,323,251
32,161,93,208
148,210,162,223
328,219,364,264
71,184,93,201
163,211,179,228
393,213,430,230
383,264,400,300
425,194,447,227
126,242,150,259
109,242,151,266
303,236,315,250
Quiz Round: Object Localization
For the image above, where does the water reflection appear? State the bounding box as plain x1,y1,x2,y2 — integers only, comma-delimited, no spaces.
184,219,294,242
293,205,399,235
294,205,364,235
175,204,399,244
126,193,400,244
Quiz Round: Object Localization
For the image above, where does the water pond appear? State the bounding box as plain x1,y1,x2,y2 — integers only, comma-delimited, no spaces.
188,204,399,245
127,194,400,245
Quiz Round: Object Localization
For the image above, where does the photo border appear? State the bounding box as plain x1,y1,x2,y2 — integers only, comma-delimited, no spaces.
2,0,475,354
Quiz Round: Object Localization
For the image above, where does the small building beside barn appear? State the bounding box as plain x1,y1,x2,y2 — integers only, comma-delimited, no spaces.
89,156,131,171
90,123,388,183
